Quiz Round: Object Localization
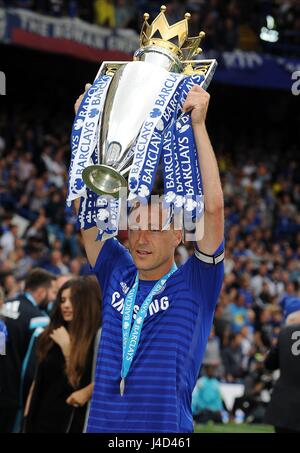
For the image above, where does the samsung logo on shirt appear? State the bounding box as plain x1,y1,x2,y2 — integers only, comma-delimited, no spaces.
111,291,169,318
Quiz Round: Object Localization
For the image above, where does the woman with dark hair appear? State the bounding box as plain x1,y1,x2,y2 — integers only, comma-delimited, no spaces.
25,277,101,432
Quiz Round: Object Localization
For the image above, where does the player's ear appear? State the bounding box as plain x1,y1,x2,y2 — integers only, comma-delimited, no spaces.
173,229,182,247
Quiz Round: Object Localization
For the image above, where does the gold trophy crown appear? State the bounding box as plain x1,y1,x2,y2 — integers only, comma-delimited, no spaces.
138,5,206,73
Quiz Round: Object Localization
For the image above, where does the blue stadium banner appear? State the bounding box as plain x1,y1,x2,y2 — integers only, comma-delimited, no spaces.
0,7,299,91
203,49,300,91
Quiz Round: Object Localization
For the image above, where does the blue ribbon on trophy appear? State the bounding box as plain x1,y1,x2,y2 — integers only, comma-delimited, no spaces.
67,75,125,240
161,74,205,230
128,74,206,230
67,75,112,204
127,72,183,203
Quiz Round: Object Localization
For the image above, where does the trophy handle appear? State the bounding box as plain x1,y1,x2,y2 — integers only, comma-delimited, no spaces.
94,61,131,80
182,59,218,90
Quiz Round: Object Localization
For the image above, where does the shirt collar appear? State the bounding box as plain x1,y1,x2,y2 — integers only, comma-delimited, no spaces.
24,292,37,307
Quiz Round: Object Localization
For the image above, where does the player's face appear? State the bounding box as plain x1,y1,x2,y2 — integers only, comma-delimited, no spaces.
128,204,182,276
60,287,73,322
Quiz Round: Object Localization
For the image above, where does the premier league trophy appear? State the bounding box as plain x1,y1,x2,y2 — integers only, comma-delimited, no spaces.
68,5,217,240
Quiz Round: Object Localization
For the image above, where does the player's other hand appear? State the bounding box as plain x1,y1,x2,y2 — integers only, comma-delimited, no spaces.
183,85,210,126
74,83,91,114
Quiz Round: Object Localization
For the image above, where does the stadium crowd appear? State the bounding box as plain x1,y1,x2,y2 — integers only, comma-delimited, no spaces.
2,0,300,54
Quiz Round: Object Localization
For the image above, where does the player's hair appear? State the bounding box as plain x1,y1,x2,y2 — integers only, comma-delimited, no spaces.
24,268,56,292
37,277,102,388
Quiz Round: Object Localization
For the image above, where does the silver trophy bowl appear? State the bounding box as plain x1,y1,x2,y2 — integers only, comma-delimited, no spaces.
82,44,217,198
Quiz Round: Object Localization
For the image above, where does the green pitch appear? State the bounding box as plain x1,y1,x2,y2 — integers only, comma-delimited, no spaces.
194,422,274,433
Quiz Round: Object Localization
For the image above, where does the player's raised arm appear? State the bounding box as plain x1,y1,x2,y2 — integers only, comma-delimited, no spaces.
73,198,103,268
73,85,104,268
183,85,224,254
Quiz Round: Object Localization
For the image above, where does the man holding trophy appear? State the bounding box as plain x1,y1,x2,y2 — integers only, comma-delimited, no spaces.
69,6,224,433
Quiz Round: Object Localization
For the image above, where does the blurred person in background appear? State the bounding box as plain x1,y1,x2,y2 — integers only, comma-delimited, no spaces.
0,272,20,299
264,304,300,433
0,285,6,335
221,332,245,382
0,285,5,308
56,274,74,292
41,250,70,276
68,258,83,276
239,325,254,370
250,261,272,297
0,286,7,413
26,177,49,214
280,282,300,319
0,219,19,259
202,326,223,378
231,353,272,423
238,274,254,307
0,269,57,433
115,0,134,28
224,291,249,333
25,277,102,433
24,210,50,247
94,0,116,27
255,307,274,348
61,222,81,259
13,246,35,281
192,365,223,425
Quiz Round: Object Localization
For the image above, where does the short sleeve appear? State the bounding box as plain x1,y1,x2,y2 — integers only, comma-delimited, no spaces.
180,240,225,315
91,238,134,293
